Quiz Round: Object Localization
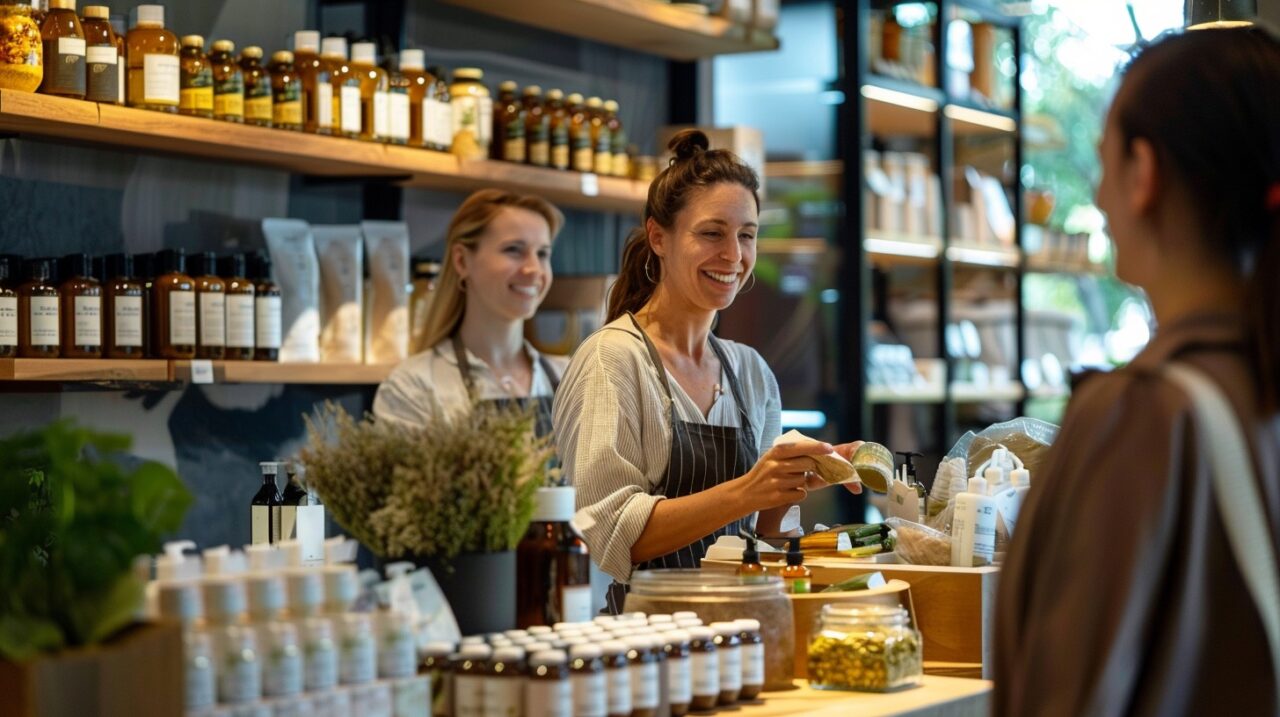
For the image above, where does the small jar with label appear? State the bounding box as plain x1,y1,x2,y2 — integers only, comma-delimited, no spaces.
178,35,212,117
522,85,549,167
151,248,196,359
247,251,281,361
808,604,923,692
102,254,144,358
398,49,428,147
492,80,525,163
685,626,719,713
569,643,607,717
338,613,377,686
0,2,42,93
735,619,765,700
263,621,304,698
585,97,612,176
449,67,491,159
39,0,85,99
484,646,527,717
301,616,338,693
81,5,120,103
219,253,254,361
58,253,101,358
422,641,454,717
290,30,331,135
624,635,660,717
218,624,262,704
0,255,18,358
269,50,302,131
598,640,632,717
208,39,243,122
321,36,360,139
528,649,572,717
184,629,217,712
192,252,225,360
239,45,272,127
709,622,742,705
659,630,693,717
125,4,178,112
452,643,492,717
18,258,60,358
567,93,592,173
377,611,417,680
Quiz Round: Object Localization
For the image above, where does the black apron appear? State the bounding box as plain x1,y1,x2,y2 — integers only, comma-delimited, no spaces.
451,333,559,439
605,314,760,613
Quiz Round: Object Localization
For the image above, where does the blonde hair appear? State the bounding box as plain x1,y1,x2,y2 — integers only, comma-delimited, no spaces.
416,189,565,353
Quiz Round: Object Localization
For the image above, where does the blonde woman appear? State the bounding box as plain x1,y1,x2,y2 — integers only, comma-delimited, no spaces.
374,189,566,436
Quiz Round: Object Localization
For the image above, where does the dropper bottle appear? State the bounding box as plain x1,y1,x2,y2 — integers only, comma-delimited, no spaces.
780,538,811,594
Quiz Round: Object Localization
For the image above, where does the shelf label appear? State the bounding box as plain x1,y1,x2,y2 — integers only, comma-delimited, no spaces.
581,172,600,197
190,359,215,385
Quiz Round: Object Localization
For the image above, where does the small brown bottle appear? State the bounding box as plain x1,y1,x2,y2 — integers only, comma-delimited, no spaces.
567,93,592,173
59,253,102,358
605,100,629,179
523,85,549,167
545,89,569,171
516,487,592,628
248,252,280,362
736,538,768,584
239,46,272,128
586,97,612,176
387,64,410,146
220,254,255,361
40,0,87,100
291,31,332,135
781,538,812,594
152,249,196,360
208,39,243,122
102,253,144,359
110,13,124,105
192,252,225,360
321,37,360,139
350,41,387,143
269,51,302,132
179,35,213,118
81,5,120,104
493,80,525,163
0,256,19,359
18,259,60,359
134,252,155,357
126,4,179,113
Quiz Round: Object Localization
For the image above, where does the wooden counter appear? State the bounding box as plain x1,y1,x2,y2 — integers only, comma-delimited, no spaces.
743,677,990,716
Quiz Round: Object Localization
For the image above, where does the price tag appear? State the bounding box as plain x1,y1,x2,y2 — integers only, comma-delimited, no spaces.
190,360,215,385
580,172,600,197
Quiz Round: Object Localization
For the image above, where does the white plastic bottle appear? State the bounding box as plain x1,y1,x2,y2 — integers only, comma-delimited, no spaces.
951,476,997,567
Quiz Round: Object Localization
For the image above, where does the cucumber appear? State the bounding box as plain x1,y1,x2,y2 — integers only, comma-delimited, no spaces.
848,522,887,540
819,571,887,592
855,533,885,548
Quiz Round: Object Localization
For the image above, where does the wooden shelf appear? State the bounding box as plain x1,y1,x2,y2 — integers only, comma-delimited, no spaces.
0,359,170,382
171,361,394,385
868,383,946,404
0,358,393,385
946,242,1022,269
866,233,943,267
438,0,779,60
952,382,1025,403
0,90,648,213
862,76,943,138
945,102,1019,136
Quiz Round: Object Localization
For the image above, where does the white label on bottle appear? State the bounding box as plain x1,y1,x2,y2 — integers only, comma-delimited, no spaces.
667,657,692,704
373,90,390,138
86,45,116,65
607,667,631,715
0,296,16,346
477,95,493,145
117,49,124,101
219,651,261,704
560,585,593,625
632,662,659,709
743,642,765,686
251,504,272,545
113,295,142,347
341,85,362,133
425,98,452,147
199,292,226,347
389,92,409,141
281,504,297,542
58,37,86,57
393,676,431,717
169,291,196,345
256,295,282,349
571,671,606,717
718,645,742,691
691,652,718,698
72,295,101,347
316,81,333,129
454,675,484,717
378,634,416,680
340,634,376,685
185,659,215,709
974,501,997,562
451,96,479,141
526,677,572,717
264,646,304,697
226,294,254,348
143,53,180,104
29,296,58,346
190,359,214,384
304,636,338,691
481,676,522,717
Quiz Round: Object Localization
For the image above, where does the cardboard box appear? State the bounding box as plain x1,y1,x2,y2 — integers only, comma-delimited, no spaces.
0,621,184,717
657,125,766,200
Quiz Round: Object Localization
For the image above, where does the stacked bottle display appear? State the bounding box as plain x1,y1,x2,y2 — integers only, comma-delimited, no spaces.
0,251,281,361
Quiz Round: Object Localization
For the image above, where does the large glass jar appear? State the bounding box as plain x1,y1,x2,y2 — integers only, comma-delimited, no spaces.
807,605,922,692
0,2,42,92
622,570,793,691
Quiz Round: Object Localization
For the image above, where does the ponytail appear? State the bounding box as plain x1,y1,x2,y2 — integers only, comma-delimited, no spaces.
606,227,658,323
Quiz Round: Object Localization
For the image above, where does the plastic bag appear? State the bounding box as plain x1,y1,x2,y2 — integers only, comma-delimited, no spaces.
886,517,953,566
964,417,1058,479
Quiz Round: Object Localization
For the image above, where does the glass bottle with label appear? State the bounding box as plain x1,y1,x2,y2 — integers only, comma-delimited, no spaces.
685,627,719,713
321,36,360,140
251,460,283,545
570,644,607,717
567,93,592,173
398,50,428,147
19,258,59,358
659,630,693,717
220,253,254,361
269,50,301,132
80,5,119,104
449,67,490,160
126,4,178,112
58,253,101,358
102,253,144,359
585,97,612,176
734,619,764,700
239,46,272,128
192,252,225,360
152,248,196,360
134,252,154,356
709,623,742,706
528,649,572,717
422,643,454,717
0,256,18,358
109,12,124,102
349,42,387,143
386,63,410,146
546,88,570,171
0,2,41,94
484,646,527,717
517,486,592,628
423,65,452,152
178,35,212,118
598,641,631,717
492,80,525,163
39,0,85,99
523,85,549,167
452,644,491,717
604,100,629,178
248,251,281,361
291,30,331,135
625,635,661,717
208,39,243,122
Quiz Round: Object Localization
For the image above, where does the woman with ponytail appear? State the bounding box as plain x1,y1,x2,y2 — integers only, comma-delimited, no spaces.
554,130,866,610
995,27,1280,716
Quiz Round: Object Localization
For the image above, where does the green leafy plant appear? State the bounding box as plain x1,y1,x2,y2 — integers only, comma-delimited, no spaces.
0,420,192,661
300,401,553,565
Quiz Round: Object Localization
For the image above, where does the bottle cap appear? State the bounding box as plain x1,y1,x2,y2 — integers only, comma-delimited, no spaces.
604,99,619,112
671,611,699,622
546,88,564,100
531,486,576,522
219,253,247,279
586,96,603,108
970,476,990,496
293,30,320,53
83,5,109,19
248,251,273,281
504,629,529,639
459,643,493,660
685,626,715,643
181,35,204,48
260,460,280,476
569,644,602,660
59,253,94,281
135,4,163,26
661,628,691,645
566,93,584,104
241,45,264,60
272,50,293,65
499,80,518,92
528,625,554,635
453,67,483,80
320,37,347,60
211,39,235,53
530,649,568,667
423,641,456,657
523,84,542,96
493,646,526,663
786,536,804,566
741,537,760,565
1011,468,1031,489
460,635,486,646
598,639,627,656
50,0,75,10
23,258,50,283
648,614,673,624
734,618,761,633
193,251,219,278
624,634,656,651
351,41,376,64
709,622,740,638
394,49,423,71
154,248,186,275
0,255,15,283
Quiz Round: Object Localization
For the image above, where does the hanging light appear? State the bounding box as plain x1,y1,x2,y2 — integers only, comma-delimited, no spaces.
1185,0,1257,29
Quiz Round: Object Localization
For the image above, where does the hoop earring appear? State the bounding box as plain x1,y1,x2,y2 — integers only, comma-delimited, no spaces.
739,273,757,294
458,277,468,292
644,255,658,284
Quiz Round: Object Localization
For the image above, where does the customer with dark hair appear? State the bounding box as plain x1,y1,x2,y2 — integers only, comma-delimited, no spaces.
553,130,864,611
995,27,1280,716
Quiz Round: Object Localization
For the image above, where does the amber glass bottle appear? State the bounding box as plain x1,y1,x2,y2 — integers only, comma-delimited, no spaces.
522,85,549,168
179,35,213,118
207,40,243,122
585,97,611,176
321,37,360,139
126,4,178,112
102,253,144,359
493,81,525,163
516,487,592,628
567,93,592,173
58,253,102,358
604,100,629,178
269,51,302,131
220,254,255,361
193,252,225,360
152,249,196,360
546,89,570,171
399,50,428,147
81,5,120,104
291,31,331,135
239,46,272,128
18,259,60,358
0,255,18,359
110,13,124,104
350,42,387,143
248,252,280,361
39,0,86,99
387,64,410,146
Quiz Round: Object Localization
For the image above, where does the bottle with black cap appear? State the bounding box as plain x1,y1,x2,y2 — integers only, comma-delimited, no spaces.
248,251,281,362
0,256,18,358
59,253,103,358
134,252,155,357
192,252,225,360
152,248,196,359
781,537,811,594
19,258,60,358
221,253,255,361
735,535,768,584
103,253,145,359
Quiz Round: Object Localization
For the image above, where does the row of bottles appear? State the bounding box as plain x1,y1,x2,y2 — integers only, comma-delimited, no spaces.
0,250,280,361
491,82,630,177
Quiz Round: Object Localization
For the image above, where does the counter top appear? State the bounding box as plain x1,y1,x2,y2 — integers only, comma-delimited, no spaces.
744,677,991,716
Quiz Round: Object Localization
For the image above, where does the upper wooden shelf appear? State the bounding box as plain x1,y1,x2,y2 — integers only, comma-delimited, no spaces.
0,359,170,383
438,0,779,60
0,358,393,385
171,360,393,385
0,90,648,213
861,77,1018,138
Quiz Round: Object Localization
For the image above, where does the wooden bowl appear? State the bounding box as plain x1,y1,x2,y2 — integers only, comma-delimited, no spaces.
789,579,915,679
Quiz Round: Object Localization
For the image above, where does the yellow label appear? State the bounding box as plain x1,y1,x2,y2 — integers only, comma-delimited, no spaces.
180,87,213,112
245,95,272,122
552,145,570,170
528,142,550,167
573,148,593,173
613,154,631,178
504,138,526,164
274,100,302,126
593,152,612,176
215,91,244,119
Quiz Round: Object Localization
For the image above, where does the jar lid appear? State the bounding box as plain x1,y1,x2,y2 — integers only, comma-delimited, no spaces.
624,634,655,651
605,99,619,112
530,649,568,667
493,646,526,663
660,628,691,645
135,4,164,26
351,41,376,64
598,640,627,656
734,618,761,632
499,80,518,92
82,5,109,19
454,67,484,80
523,85,543,96
685,626,715,642
272,50,293,64
648,614,673,624
671,611,699,621
709,622,740,637
628,569,784,597
524,641,552,654
551,622,580,632
293,30,320,53
320,37,347,59
527,626,554,636
460,636,486,645
569,644,602,660
241,46,264,60
531,486,576,522
182,35,204,48
50,0,75,10
460,643,492,659
546,88,564,100
504,630,529,639
211,39,235,53
586,97,603,108
400,49,425,71
423,640,456,657
566,93,584,104
820,604,911,627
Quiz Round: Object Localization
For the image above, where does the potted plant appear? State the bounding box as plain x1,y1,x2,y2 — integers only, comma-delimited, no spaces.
300,401,554,634
0,420,193,717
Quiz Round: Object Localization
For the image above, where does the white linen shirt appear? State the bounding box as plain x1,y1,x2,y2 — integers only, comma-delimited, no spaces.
553,315,783,583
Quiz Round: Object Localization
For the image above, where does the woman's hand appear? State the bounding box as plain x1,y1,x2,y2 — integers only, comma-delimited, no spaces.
736,441,836,511
834,441,865,494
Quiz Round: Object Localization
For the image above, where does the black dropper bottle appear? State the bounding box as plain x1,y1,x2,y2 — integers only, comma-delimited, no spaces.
251,460,284,545
781,537,811,594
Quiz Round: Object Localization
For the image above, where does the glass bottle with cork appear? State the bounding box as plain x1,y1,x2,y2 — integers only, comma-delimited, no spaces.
546,88,570,171
58,253,101,359
208,39,243,123
349,41,387,143
449,67,491,160
19,258,59,358
781,537,811,594
321,36,360,140
493,80,525,163
39,0,85,99
220,253,254,361
269,50,302,132
239,46,272,128
151,248,196,360
193,252,225,360
567,93,592,173
178,35,212,118
523,85,549,167
517,486,593,628
0,256,16,358
605,100,629,178
249,251,281,362
586,97,612,176
81,5,119,104
102,253,144,359
126,4,178,112
290,30,331,135
398,50,428,147
423,65,451,152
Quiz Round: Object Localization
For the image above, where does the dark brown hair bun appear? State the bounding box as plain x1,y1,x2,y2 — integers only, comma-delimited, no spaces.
668,128,710,162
